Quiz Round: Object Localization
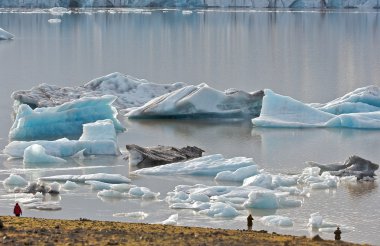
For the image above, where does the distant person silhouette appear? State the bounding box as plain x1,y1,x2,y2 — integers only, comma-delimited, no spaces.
334,227,341,241
13,203,22,217
247,214,253,230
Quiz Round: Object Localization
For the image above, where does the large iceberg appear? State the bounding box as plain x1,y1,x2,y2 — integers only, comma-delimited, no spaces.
0,0,379,9
126,84,264,119
252,88,380,129
0,28,14,40
131,154,255,176
11,72,186,112
9,95,124,141
4,120,121,158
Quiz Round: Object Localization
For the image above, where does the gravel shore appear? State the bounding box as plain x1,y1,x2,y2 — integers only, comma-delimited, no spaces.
0,216,365,245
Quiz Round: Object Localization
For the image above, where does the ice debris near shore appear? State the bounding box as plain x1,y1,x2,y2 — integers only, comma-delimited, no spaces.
161,214,178,225
0,0,379,9
4,119,121,158
11,72,186,112
259,215,293,227
252,86,380,129
131,154,255,176
113,211,148,219
10,95,124,141
0,27,14,40
307,212,337,229
126,84,264,119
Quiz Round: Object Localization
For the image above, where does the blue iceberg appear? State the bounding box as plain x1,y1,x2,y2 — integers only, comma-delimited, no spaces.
9,95,125,141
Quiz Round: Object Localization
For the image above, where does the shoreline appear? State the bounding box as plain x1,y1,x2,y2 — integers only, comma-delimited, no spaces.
0,216,365,245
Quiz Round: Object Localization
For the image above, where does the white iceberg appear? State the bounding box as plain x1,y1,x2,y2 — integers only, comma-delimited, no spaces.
0,27,14,40
126,84,263,119
198,202,240,218
48,18,61,23
23,144,67,164
243,190,302,209
307,212,338,229
4,120,121,158
24,201,62,211
9,95,124,141
215,165,260,182
132,154,255,176
85,180,136,191
298,167,339,190
260,215,293,227
3,174,28,187
128,186,160,199
12,72,186,112
39,173,131,184
252,88,380,129
62,180,80,190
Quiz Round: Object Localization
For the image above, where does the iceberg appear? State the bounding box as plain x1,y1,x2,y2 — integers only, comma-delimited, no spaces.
252,88,380,129
113,212,148,219
161,214,178,225
131,154,255,176
39,173,131,184
4,120,121,158
9,95,124,141
11,72,186,112
243,190,302,209
0,27,14,40
307,212,337,229
198,202,240,218
3,174,28,187
62,181,80,190
126,84,263,119
23,144,67,164
0,0,379,9
215,165,260,182
259,215,293,227
128,186,160,199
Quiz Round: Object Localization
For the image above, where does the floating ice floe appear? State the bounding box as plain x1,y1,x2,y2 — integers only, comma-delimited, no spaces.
126,84,263,119
307,212,337,229
3,174,28,187
4,119,121,158
24,201,62,211
49,7,71,16
198,202,240,218
98,190,126,198
23,144,66,164
62,180,80,190
215,165,260,182
161,214,178,225
48,18,61,23
0,27,14,40
243,191,302,209
11,72,186,112
259,215,293,227
132,154,255,176
85,180,136,191
243,173,298,189
252,87,380,129
297,167,339,190
9,95,124,141
128,186,160,199
113,211,148,219
39,173,131,184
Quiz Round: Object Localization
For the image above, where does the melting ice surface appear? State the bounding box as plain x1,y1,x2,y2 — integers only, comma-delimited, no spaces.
252,87,380,129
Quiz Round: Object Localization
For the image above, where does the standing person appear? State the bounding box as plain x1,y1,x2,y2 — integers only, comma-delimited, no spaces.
13,203,22,217
334,227,341,241
247,214,253,230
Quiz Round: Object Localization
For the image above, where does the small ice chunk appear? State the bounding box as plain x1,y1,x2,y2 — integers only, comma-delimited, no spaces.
198,202,239,218
62,181,80,190
243,191,278,209
48,182,61,193
215,165,259,182
129,187,160,199
260,215,293,227
23,144,66,164
0,28,14,40
161,214,178,225
48,19,61,24
113,212,148,219
307,212,323,229
40,173,131,184
3,174,28,187
97,190,125,198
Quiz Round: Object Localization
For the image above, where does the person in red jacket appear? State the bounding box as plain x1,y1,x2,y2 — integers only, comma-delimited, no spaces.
13,203,22,217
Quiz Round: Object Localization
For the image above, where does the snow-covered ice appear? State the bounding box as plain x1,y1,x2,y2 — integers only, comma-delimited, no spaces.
12,72,186,112
126,84,263,119
4,120,121,158
252,88,380,129
132,154,255,176
9,95,124,141
39,173,131,184
0,27,14,40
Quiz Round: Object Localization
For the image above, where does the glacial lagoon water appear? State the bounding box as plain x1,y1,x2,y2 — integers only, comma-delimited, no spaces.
0,9,380,244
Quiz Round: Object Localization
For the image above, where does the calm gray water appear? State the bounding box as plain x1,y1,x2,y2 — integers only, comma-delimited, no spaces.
0,9,380,244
